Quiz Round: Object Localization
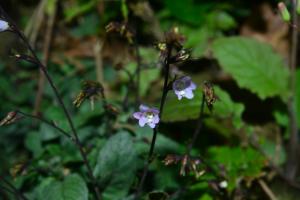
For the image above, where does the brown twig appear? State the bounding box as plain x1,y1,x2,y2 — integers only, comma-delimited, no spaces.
286,0,299,181
94,40,104,84
258,179,278,200
33,1,57,115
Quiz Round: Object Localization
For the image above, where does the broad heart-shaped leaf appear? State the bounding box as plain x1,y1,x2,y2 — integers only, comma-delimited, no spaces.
94,132,137,200
208,146,265,192
38,174,88,200
162,86,244,129
212,36,289,100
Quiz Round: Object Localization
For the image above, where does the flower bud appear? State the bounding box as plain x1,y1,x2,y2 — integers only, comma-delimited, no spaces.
0,19,9,32
0,111,22,126
278,2,291,22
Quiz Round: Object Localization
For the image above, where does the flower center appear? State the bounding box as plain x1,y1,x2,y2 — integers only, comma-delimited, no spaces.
175,80,189,91
179,90,185,95
145,112,154,122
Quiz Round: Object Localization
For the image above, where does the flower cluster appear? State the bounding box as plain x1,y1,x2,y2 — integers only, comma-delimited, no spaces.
133,105,159,128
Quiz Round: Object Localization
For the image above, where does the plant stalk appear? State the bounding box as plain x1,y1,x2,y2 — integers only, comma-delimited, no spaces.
286,0,299,181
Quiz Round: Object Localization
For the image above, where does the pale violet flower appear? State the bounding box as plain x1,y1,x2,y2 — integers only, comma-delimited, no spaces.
173,76,196,100
133,105,159,128
0,20,9,32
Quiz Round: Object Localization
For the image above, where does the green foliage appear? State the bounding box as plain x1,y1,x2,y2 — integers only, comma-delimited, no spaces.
120,47,160,96
212,37,289,100
64,0,97,22
208,146,265,191
36,174,88,200
163,0,215,26
25,131,43,158
94,132,137,200
162,86,244,130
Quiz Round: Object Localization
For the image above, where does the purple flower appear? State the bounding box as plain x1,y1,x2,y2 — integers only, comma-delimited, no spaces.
133,105,159,128
173,76,196,100
0,20,9,32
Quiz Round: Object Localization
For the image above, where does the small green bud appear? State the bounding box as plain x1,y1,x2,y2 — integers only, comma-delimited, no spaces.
278,2,291,22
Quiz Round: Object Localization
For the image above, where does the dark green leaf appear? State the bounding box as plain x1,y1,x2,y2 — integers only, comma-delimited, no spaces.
94,132,137,200
212,37,289,100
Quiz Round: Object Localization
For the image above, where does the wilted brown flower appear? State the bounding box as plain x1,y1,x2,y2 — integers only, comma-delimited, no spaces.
170,49,190,64
0,111,22,126
165,27,185,49
203,81,218,111
105,104,120,116
73,80,104,108
163,154,204,178
105,21,134,43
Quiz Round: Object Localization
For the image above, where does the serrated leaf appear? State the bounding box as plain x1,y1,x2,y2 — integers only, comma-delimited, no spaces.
162,86,244,129
212,37,289,100
94,132,137,200
39,174,88,200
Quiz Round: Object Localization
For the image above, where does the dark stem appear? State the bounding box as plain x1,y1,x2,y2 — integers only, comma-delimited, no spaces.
134,45,172,199
0,6,101,200
122,68,136,111
186,93,205,155
0,177,28,200
286,0,299,180
134,37,142,106
17,110,74,141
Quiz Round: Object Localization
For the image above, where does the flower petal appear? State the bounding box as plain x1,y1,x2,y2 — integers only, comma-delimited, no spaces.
139,118,147,127
0,20,9,32
184,89,194,99
139,104,149,112
133,112,142,119
190,82,196,90
148,122,156,128
153,115,160,124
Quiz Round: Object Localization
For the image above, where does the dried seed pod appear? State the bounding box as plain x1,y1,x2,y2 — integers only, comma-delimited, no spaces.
73,80,104,108
203,81,218,111
106,21,134,43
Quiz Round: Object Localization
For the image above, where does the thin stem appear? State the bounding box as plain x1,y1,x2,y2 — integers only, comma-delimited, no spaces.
0,7,101,199
286,0,299,180
186,93,205,155
148,47,172,159
134,37,142,106
0,177,28,200
135,45,172,199
16,110,74,141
